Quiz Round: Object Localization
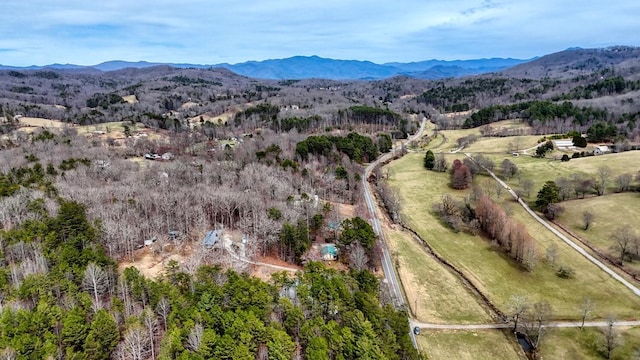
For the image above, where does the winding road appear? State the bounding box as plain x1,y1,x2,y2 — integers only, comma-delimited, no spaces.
363,123,640,344
363,116,427,349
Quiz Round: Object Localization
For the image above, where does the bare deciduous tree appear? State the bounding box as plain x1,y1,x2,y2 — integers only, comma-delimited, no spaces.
612,225,637,265
522,301,553,355
185,323,204,352
521,179,534,198
349,243,369,271
602,315,619,360
614,173,633,192
582,211,594,231
555,177,574,201
579,298,596,330
433,153,448,172
142,307,158,360
545,243,559,265
82,262,108,309
508,295,529,332
118,324,150,360
156,297,171,332
597,166,611,196
501,159,518,179
0,347,17,360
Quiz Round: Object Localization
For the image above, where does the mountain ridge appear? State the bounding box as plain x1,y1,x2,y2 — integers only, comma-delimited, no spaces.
0,55,531,80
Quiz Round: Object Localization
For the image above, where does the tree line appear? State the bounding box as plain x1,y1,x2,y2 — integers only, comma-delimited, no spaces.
462,100,609,129
295,132,380,163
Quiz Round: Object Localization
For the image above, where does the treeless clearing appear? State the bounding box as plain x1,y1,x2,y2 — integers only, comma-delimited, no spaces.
483,151,640,199
463,135,540,154
445,110,473,118
540,326,640,360
122,95,138,104
250,256,302,281
75,121,131,134
18,117,66,128
180,101,199,109
385,153,640,319
118,248,184,278
418,329,525,360
555,193,640,274
385,227,492,324
331,201,356,219
188,111,235,126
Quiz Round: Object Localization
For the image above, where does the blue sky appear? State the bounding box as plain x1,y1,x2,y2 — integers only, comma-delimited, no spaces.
1,0,639,66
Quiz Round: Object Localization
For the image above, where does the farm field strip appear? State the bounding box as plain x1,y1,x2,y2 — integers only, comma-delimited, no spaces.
384,228,493,324
474,156,640,298
417,329,526,360
555,194,640,274
385,153,640,319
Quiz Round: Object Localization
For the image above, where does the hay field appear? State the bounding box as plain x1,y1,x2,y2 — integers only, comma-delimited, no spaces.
385,228,492,324
385,153,640,319
418,330,525,360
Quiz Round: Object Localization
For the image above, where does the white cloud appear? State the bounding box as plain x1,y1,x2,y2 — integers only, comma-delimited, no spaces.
0,0,638,65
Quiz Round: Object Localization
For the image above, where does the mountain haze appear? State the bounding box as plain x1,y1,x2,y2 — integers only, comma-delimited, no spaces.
500,46,640,79
0,55,531,80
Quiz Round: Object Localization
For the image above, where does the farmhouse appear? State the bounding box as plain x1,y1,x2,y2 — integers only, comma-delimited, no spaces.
594,145,610,155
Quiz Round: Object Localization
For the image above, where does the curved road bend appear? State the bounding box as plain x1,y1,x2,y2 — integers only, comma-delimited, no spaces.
464,153,640,297
363,117,427,349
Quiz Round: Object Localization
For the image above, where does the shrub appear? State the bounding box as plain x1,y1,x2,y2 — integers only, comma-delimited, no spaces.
556,266,575,279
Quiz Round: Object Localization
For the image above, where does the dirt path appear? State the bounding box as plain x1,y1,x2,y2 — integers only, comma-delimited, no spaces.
413,319,640,330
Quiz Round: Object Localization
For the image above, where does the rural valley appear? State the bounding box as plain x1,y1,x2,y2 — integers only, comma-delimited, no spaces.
1,45,640,360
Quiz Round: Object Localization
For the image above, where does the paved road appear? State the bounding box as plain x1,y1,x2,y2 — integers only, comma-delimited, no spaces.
363,117,427,349
464,153,640,297
413,320,640,330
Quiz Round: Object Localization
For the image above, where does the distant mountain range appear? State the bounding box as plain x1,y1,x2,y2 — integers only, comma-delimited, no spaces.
3,46,638,80
0,55,532,80
500,46,640,79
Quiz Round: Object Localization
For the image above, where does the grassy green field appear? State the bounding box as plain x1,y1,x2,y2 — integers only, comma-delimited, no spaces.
486,151,640,197
385,153,640,319
385,228,492,324
555,193,640,274
463,135,540,154
423,119,537,154
76,121,135,134
540,326,640,360
417,330,525,360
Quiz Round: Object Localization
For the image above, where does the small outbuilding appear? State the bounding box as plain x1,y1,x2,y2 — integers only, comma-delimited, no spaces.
144,237,157,247
552,139,575,150
321,244,338,261
594,145,610,155
203,230,222,249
